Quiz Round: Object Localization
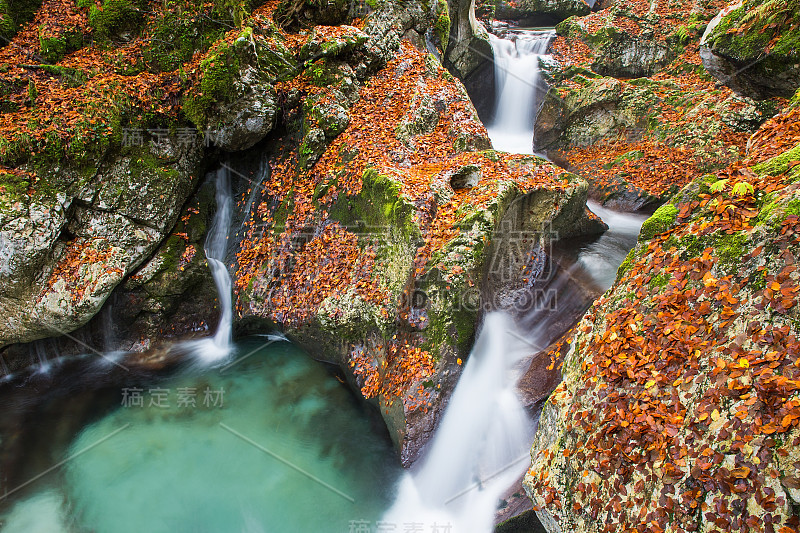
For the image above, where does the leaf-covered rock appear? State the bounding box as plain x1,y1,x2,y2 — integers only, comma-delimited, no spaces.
525,140,800,533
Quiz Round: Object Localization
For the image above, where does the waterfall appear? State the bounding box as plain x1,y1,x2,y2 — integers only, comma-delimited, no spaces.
189,167,234,363
383,313,534,532
487,30,555,154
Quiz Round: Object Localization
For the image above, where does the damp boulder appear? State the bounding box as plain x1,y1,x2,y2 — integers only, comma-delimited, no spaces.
701,0,800,99
0,144,202,349
234,40,605,465
524,145,800,532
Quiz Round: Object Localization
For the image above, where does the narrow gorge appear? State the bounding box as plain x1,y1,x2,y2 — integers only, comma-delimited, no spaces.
0,0,798,532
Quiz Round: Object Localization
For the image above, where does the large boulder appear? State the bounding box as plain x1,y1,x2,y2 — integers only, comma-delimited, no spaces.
0,143,203,349
273,0,354,29
524,145,800,532
555,14,676,79
533,70,771,209
234,40,604,465
701,0,800,99
182,27,296,152
445,0,492,79
444,0,495,119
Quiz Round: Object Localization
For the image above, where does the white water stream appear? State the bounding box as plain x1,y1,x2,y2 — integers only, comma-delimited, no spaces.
487,30,555,154
188,167,235,363
383,313,535,532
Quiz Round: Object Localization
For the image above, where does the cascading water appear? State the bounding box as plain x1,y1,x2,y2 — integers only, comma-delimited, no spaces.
487,30,555,154
580,201,649,290
189,167,234,362
383,313,535,532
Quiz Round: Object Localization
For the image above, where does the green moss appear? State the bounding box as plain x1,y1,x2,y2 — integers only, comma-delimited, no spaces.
182,40,240,128
141,12,224,72
649,272,671,289
129,150,180,182
140,0,264,72
26,79,37,105
305,58,350,88
434,0,450,50
605,149,644,169
670,14,708,46
86,0,145,40
676,234,704,260
0,171,31,210
329,168,418,238
39,29,83,63
756,192,779,223
639,203,678,242
0,0,41,41
784,196,800,215
790,87,800,108
706,0,800,77
616,247,637,282
752,143,800,179
478,150,500,162
715,232,748,270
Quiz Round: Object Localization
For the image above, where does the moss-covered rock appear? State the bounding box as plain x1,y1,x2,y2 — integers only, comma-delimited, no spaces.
273,0,352,29
495,0,590,24
701,0,800,98
0,140,203,348
0,0,41,41
38,28,83,64
638,202,677,241
82,0,146,40
556,14,676,79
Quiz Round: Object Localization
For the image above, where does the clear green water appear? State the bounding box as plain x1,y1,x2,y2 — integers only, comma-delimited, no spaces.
0,339,401,532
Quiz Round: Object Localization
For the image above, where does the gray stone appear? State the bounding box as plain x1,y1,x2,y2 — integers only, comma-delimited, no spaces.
449,164,481,189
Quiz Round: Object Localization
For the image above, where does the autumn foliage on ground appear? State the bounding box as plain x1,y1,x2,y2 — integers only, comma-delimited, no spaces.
526,90,800,530
545,0,788,202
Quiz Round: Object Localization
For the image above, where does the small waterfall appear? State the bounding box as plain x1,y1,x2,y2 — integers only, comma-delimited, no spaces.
189,167,234,363
206,167,234,351
487,30,555,154
383,313,534,532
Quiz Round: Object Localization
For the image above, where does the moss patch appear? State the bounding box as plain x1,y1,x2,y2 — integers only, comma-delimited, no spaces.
639,203,678,242
752,143,800,179
181,40,241,128
83,0,146,40
0,0,41,41
434,0,450,51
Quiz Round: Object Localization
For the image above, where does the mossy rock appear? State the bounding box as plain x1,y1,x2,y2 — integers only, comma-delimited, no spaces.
39,29,83,63
496,0,590,22
433,0,450,51
273,0,352,30
702,0,800,98
752,143,800,179
298,24,368,62
181,40,241,128
82,0,147,40
638,203,678,242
